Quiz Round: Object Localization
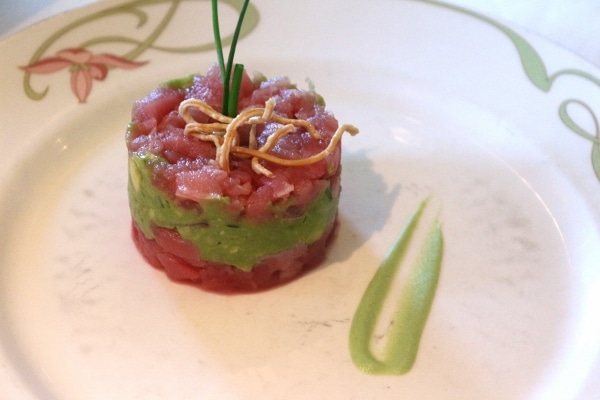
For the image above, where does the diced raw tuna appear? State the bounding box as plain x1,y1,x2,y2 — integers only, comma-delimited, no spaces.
126,64,345,293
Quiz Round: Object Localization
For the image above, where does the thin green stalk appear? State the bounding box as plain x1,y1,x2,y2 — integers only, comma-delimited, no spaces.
211,0,226,83
222,0,250,116
212,0,250,116
228,63,245,116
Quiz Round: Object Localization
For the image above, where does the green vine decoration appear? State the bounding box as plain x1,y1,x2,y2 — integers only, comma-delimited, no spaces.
559,100,600,180
415,0,600,182
20,0,259,102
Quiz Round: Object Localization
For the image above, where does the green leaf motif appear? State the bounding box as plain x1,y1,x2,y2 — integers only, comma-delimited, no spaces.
21,0,259,101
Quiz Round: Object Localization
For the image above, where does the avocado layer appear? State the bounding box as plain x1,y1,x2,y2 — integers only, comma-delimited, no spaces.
128,154,338,271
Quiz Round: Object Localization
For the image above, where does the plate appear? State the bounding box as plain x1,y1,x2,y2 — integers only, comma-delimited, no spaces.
1,0,600,398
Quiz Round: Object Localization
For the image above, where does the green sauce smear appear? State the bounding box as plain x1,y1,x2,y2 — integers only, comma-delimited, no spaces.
349,199,443,375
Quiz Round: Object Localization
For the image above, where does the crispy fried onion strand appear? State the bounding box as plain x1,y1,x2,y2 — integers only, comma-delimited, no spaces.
178,98,359,177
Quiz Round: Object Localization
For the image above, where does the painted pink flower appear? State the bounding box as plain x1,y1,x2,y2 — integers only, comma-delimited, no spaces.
20,47,147,103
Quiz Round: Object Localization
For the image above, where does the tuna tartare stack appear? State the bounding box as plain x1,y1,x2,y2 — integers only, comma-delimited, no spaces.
126,65,357,292
126,0,357,292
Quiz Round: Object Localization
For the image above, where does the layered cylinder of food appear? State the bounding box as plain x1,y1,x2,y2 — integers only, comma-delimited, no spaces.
126,65,356,293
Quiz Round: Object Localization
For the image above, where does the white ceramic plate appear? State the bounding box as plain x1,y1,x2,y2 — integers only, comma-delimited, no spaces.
2,0,600,398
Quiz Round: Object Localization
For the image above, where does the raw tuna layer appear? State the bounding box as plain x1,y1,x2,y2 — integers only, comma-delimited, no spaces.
125,64,341,221
126,65,344,292
131,217,338,293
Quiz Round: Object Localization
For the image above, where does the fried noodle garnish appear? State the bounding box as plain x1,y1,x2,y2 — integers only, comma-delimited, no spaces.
178,98,359,177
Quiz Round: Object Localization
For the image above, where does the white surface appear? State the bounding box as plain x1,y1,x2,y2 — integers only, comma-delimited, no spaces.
0,0,96,36
451,0,600,65
1,0,600,399
3,0,600,65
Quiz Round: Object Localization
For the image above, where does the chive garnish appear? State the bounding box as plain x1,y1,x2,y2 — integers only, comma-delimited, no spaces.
211,0,225,80
212,0,250,117
228,63,245,116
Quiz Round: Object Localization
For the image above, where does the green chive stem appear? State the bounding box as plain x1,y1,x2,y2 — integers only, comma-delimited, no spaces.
228,63,245,116
212,0,250,117
211,0,226,83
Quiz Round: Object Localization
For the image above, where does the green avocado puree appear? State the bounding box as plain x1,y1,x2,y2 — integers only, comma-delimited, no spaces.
128,154,338,271
349,199,443,375
163,74,195,89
